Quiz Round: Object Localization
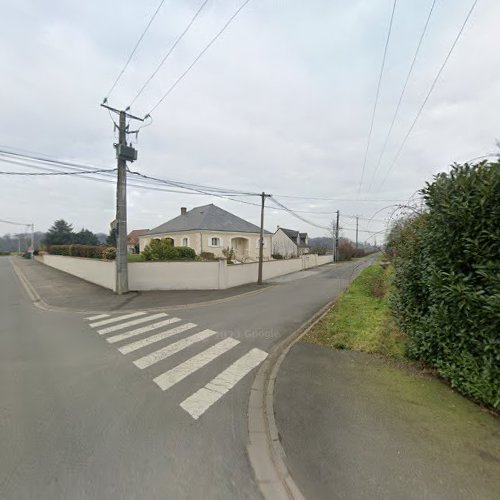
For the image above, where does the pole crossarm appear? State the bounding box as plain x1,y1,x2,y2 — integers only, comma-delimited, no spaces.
100,103,145,122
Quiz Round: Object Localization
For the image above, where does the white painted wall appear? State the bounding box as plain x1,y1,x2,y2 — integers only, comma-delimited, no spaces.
272,229,298,258
37,254,116,291
128,261,220,290
37,253,334,291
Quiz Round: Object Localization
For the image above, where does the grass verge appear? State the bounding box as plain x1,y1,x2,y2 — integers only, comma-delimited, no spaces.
127,254,145,262
304,264,407,359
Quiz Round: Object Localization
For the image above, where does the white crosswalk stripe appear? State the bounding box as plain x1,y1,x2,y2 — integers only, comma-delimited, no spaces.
84,311,268,420
118,323,197,354
153,338,240,391
89,311,146,328
106,317,181,343
180,348,268,420
133,329,217,368
85,314,109,321
97,313,167,335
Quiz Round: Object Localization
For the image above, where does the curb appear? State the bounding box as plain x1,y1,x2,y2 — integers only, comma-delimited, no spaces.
247,256,375,499
9,257,53,311
247,298,336,500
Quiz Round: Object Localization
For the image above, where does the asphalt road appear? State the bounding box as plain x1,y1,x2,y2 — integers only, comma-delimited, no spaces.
0,256,371,499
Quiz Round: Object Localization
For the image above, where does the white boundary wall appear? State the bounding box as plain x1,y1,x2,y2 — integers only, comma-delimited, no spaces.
38,254,116,291
37,254,334,291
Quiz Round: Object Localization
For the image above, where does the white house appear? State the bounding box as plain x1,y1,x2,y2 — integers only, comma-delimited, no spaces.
272,227,309,258
139,204,272,261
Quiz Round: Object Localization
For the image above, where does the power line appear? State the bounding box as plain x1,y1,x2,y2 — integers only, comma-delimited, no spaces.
0,218,31,226
129,0,211,109
269,197,330,230
367,0,437,191
0,164,115,176
104,0,168,100
376,0,479,192
268,193,406,202
0,147,395,224
357,0,398,195
127,169,259,196
145,0,253,117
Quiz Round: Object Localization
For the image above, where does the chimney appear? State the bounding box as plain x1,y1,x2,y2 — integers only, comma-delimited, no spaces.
181,207,187,215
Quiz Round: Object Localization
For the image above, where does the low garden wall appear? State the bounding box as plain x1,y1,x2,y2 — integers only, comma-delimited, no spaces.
38,254,116,290
37,253,334,291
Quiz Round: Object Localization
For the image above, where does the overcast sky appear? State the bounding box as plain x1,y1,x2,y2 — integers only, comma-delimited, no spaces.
1,0,498,243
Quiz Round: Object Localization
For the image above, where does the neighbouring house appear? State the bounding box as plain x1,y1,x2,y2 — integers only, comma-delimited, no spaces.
272,227,309,258
127,229,149,254
139,204,272,261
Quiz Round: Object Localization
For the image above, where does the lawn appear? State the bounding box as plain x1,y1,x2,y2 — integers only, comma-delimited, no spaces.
304,264,407,359
127,254,145,262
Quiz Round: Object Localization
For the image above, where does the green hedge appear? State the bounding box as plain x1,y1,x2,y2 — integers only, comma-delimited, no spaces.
142,238,196,261
390,161,500,409
48,244,116,260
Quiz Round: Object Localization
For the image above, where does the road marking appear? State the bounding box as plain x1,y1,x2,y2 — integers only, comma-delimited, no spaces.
133,329,217,368
180,348,268,420
89,311,146,328
118,323,197,354
85,314,110,321
97,313,167,335
153,338,239,391
106,317,181,343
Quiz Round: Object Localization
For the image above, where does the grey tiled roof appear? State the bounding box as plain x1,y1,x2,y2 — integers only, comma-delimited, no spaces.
147,204,271,235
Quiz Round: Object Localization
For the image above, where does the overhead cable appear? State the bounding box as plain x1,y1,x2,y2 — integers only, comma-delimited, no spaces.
367,0,437,191
376,0,479,192
357,0,398,195
145,0,252,117
129,0,211,108
104,0,168,100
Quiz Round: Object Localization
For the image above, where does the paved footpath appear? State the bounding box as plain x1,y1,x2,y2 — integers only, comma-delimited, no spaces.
1,256,371,499
275,343,500,500
13,257,266,310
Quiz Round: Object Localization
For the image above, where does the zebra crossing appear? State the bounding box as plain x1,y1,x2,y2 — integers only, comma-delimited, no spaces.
84,311,267,420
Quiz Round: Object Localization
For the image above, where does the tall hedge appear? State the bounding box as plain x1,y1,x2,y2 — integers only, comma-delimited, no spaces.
391,161,500,409
48,244,116,260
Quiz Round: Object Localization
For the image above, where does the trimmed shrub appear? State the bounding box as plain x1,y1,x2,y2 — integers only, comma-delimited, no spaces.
200,252,216,261
47,244,116,260
176,247,196,260
101,247,116,260
390,161,500,409
142,239,196,261
272,253,284,260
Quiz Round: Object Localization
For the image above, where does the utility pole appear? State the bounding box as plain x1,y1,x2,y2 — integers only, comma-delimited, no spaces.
101,103,143,295
355,216,359,249
257,192,271,285
116,110,128,294
30,223,34,259
332,219,336,262
334,210,340,262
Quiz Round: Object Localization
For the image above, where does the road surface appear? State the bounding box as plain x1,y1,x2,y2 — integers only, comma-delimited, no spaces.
0,256,370,499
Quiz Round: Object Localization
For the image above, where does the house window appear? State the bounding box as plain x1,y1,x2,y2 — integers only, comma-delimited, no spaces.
211,237,220,247
182,238,188,247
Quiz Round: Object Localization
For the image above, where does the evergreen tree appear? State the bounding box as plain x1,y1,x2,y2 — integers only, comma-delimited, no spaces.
73,228,99,246
45,220,74,245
